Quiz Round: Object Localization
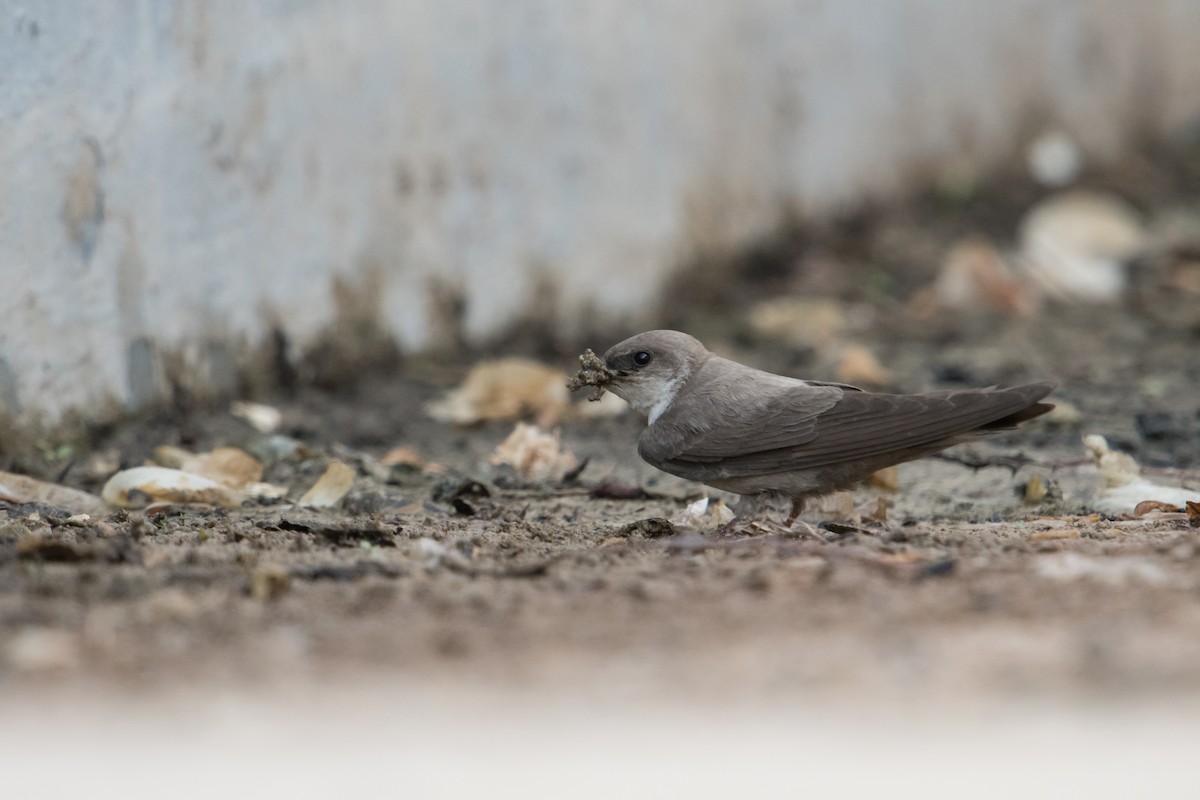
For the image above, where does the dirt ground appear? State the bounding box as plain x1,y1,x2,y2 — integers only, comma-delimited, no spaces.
3,148,1200,795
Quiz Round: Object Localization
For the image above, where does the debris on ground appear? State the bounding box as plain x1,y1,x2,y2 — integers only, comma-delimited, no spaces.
230,401,283,433
297,460,356,508
911,236,1036,317
0,471,108,517
428,358,570,424
153,446,264,489
670,496,735,530
745,297,847,351
1083,434,1200,514
101,466,244,509
834,344,892,388
379,446,445,474
1018,190,1145,303
489,423,579,482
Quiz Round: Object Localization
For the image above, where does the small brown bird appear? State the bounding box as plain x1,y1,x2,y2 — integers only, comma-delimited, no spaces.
569,330,1053,527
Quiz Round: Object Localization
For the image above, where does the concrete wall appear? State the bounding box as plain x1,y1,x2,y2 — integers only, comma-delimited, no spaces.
3,0,1200,430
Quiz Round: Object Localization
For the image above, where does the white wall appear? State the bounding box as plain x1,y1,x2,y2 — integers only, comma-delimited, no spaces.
3,0,1200,428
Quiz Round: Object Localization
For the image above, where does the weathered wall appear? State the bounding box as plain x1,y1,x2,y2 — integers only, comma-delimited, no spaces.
3,0,1200,429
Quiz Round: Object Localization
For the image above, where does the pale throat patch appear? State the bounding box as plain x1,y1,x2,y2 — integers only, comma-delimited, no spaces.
647,374,684,424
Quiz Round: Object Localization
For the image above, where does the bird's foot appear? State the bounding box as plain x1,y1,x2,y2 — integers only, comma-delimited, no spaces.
717,515,826,543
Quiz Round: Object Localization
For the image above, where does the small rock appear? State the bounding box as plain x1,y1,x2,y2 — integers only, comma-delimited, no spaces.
1027,130,1083,187
230,401,283,433
1024,474,1048,504
835,344,891,388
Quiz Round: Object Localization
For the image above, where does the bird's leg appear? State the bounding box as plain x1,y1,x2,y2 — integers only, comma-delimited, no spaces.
785,498,805,527
784,498,825,543
717,494,777,537
717,495,825,541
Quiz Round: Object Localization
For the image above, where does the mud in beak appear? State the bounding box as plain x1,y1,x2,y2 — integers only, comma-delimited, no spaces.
566,348,616,401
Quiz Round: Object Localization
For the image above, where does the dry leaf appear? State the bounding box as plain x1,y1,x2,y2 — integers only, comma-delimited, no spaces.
1024,474,1048,504
427,359,569,425
930,236,1036,316
866,496,888,523
153,445,264,489
1187,501,1200,526
298,460,356,508
380,446,446,474
380,446,426,467
746,297,846,351
1134,500,1182,517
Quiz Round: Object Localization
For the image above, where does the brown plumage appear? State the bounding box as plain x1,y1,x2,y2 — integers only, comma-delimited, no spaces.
574,330,1053,524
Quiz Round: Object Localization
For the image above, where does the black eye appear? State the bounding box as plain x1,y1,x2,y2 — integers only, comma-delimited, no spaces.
633,351,652,366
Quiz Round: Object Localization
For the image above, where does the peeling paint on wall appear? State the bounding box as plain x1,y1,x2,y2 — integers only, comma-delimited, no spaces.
2,1,1200,430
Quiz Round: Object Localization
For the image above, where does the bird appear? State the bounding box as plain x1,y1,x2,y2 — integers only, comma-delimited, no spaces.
568,329,1054,529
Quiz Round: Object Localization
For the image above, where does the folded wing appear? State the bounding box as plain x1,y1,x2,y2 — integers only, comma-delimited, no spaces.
641,379,1053,481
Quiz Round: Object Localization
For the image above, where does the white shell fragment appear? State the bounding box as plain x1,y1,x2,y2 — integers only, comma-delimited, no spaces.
101,466,245,509
0,471,109,517
1018,191,1144,303
1027,130,1083,187
489,423,578,482
297,460,356,508
230,401,284,434
1083,434,1200,514
670,497,735,530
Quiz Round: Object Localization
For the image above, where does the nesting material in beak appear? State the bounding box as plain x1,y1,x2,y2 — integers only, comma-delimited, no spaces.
566,348,615,401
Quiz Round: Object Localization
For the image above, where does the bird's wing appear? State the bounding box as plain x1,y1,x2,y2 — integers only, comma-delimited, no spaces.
637,358,844,474
641,381,1053,480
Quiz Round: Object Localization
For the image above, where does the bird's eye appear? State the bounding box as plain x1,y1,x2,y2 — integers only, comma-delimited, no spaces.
633,351,652,366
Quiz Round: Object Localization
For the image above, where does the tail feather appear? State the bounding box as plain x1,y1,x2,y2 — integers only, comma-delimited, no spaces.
979,383,1055,431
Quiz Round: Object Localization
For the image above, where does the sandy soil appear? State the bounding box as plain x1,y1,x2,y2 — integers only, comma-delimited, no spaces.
3,153,1200,797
